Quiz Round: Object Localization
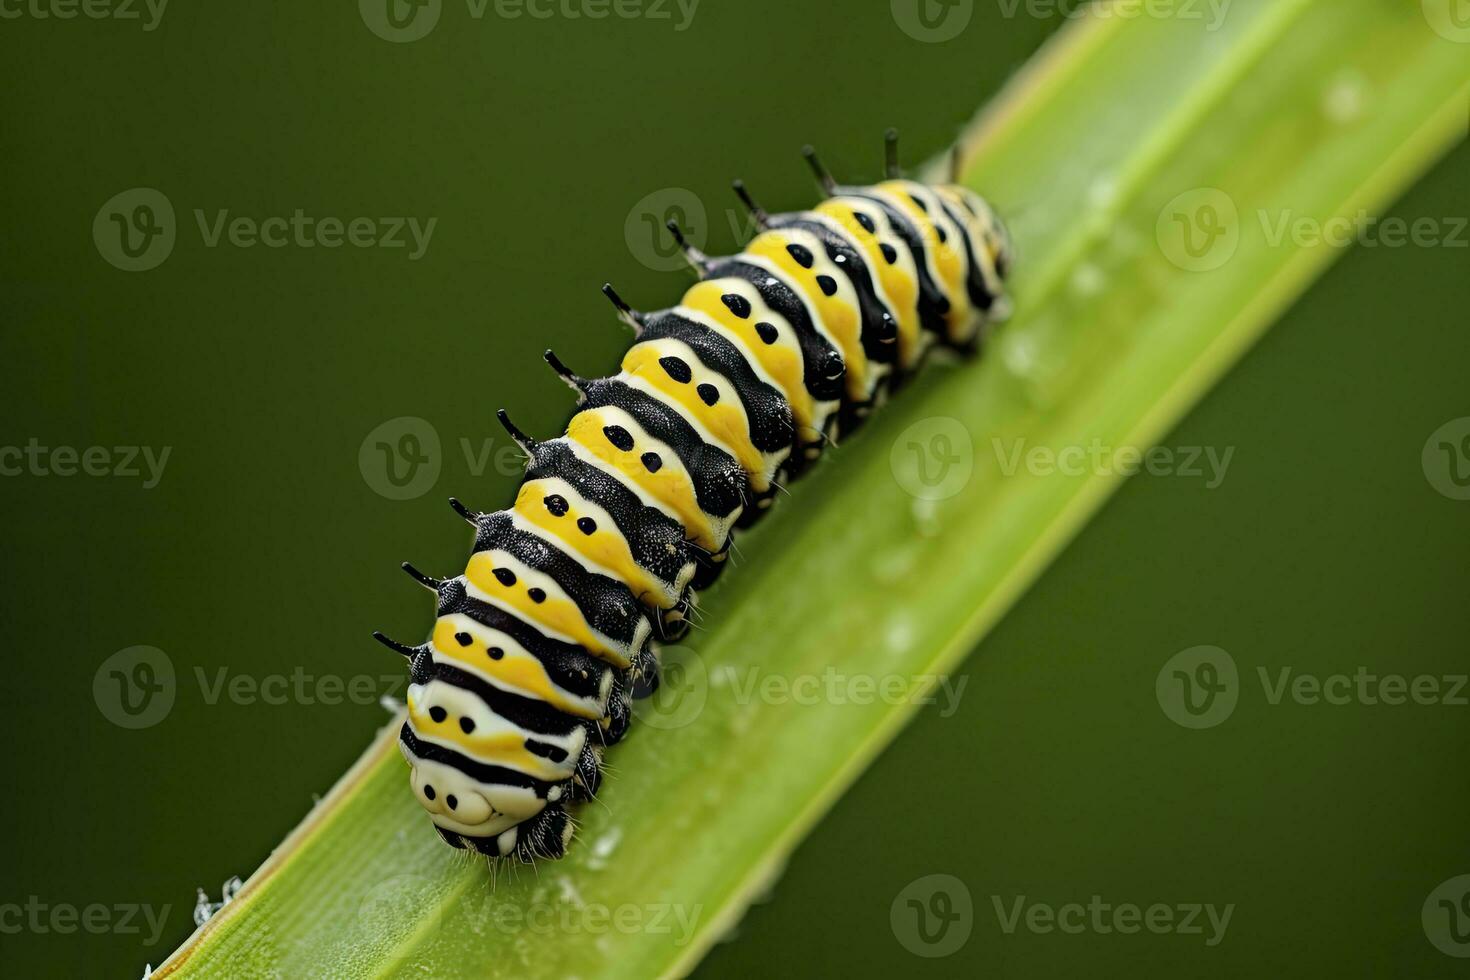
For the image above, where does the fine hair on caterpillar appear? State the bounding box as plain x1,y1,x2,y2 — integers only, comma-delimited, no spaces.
374,129,1013,862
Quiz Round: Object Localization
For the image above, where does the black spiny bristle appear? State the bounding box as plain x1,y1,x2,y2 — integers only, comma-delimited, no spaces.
543,350,588,395
802,144,837,195
400,562,442,591
372,631,418,659
665,218,708,271
496,409,537,452
600,283,642,333
731,179,769,230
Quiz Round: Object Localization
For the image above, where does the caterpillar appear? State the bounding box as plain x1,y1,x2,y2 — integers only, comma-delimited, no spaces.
374,131,1013,861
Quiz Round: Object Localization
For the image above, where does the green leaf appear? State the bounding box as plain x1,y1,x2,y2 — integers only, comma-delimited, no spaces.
154,5,1468,977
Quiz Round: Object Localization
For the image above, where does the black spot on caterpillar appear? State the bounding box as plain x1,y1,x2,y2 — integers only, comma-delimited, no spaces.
375,131,1013,862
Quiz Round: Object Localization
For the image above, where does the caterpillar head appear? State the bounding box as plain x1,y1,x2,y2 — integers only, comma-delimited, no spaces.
399,733,555,857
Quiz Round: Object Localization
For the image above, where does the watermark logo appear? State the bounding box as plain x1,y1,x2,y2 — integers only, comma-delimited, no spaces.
632,645,708,730
0,897,171,946
995,0,1232,30
891,0,973,43
359,874,703,943
94,188,176,272
1422,0,1470,43
361,0,698,39
891,874,973,957
993,438,1233,488
717,666,968,718
625,187,708,272
1257,666,1466,707
0,440,171,488
890,417,974,500
358,873,447,939
1156,645,1238,729
0,0,169,30
993,895,1233,945
194,666,405,707
1422,417,1470,501
1160,655,1462,726
93,646,176,729
97,190,437,269
1259,210,1468,250
1157,188,1239,272
359,0,442,42
359,416,442,500
1424,874,1470,958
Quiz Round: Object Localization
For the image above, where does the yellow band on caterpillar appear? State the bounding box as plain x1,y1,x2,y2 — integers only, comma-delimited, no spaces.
742,231,868,401
679,279,815,437
564,406,720,550
511,479,677,609
464,550,631,667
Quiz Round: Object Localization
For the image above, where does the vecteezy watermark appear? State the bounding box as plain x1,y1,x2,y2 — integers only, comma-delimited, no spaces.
359,0,699,42
358,416,539,500
357,874,702,945
1422,0,1470,43
359,416,443,500
1157,646,1468,730
194,667,406,708
93,646,177,730
92,187,176,272
0,439,171,488
993,438,1234,488
992,895,1234,946
93,188,437,272
994,0,1232,31
625,187,709,272
718,666,969,718
93,646,408,728
890,0,973,43
1424,874,1470,958
631,645,708,730
891,417,975,500
1156,646,1239,729
0,897,171,946
358,0,442,42
891,874,974,957
1157,187,1468,272
0,0,168,30
630,650,969,730
1257,666,1468,708
358,874,445,940
1422,417,1470,501
1258,210,1469,250
895,0,1232,43
478,898,702,943
1156,188,1241,272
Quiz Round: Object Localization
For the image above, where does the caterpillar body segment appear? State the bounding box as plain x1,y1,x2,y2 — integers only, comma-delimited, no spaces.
382,135,1012,861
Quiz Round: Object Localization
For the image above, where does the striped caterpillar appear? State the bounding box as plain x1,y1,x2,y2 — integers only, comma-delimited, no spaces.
374,132,1013,861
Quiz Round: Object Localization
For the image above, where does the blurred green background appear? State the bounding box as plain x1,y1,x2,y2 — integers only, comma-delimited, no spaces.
1,2,1466,977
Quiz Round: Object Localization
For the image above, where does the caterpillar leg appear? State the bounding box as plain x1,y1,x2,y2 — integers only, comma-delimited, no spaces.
689,541,732,589
735,485,781,529
656,595,694,642
571,740,604,801
601,666,635,743
629,645,661,698
439,804,572,861
511,805,574,862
